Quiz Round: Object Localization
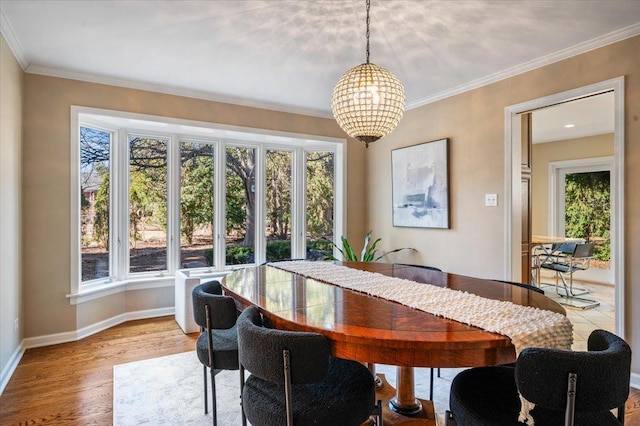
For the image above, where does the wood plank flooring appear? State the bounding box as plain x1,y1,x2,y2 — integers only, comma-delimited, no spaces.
0,316,197,425
1,316,638,425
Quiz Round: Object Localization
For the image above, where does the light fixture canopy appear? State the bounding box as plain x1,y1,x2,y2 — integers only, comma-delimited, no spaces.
332,0,405,148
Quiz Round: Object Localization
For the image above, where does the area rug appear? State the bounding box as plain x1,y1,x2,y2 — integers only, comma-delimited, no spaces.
113,351,461,425
113,351,244,425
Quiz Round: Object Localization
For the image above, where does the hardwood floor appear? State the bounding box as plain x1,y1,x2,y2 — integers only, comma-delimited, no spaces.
0,316,197,425
1,316,638,425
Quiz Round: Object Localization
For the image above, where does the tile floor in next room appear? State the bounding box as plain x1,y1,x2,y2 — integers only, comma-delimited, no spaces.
539,278,616,352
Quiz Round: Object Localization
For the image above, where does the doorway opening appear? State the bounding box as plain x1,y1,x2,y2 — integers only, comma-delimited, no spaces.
504,78,625,346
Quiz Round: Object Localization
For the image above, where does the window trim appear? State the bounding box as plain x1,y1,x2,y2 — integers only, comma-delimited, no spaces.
69,106,345,302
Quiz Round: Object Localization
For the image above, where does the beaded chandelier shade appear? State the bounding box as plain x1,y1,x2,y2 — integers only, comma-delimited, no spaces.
331,0,405,148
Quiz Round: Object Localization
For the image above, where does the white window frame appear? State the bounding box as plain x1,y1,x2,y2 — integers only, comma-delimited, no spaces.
69,106,345,304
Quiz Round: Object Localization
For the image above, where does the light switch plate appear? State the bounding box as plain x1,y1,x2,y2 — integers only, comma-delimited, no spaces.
485,193,498,207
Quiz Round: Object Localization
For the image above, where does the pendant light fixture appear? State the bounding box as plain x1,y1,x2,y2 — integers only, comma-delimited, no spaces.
331,0,405,148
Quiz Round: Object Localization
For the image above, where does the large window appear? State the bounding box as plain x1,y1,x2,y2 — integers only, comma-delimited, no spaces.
306,151,334,259
266,149,293,262
128,135,169,273
73,109,343,292
226,146,257,265
180,140,216,269
80,126,112,282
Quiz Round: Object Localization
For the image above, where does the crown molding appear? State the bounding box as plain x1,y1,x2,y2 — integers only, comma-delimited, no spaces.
0,6,28,70
406,22,640,111
24,64,334,119
5,4,639,117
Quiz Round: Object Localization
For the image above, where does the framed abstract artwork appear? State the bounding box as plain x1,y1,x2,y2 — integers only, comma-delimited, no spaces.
391,138,449,228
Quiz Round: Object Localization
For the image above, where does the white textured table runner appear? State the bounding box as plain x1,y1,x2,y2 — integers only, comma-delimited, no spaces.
268,261,573,424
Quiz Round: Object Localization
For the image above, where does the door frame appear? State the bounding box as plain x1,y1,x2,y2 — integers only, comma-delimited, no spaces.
503,77,625,338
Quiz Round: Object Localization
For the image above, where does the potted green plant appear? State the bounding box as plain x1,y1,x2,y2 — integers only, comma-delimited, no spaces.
324,230,416,261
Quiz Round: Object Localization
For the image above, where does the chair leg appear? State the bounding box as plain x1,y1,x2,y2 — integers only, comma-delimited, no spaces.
556,271,589,297
429,368,434,400
371,399,383,426
210,367,217,426
445,410,459,426
203,365,208,414
618,404,625,424
556,272,600,309
240,365,247,426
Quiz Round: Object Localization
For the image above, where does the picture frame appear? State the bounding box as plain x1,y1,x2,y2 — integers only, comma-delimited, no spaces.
391,138,450,228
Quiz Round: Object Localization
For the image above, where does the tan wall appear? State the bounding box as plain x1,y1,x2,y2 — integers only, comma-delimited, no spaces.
366,36,640,373
21,74,366,337
531,134,614,236
74,287,174,329
0,36,24,378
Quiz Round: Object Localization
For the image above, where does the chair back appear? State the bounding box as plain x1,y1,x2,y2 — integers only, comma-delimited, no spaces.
395,263,442,271
237,305,330,385
552,242,577,256
573,242,595,259
192,280,238,329
516,329,631,413
494,280,544,294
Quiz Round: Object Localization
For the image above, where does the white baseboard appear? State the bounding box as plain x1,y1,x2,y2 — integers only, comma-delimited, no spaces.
631,372,640,389
0,343,25,395
75,307,175,341
0,306,174,395
22,307,174,349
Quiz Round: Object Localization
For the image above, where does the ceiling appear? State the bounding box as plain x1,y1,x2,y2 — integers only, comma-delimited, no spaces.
532,92,615,143
1,0,638,129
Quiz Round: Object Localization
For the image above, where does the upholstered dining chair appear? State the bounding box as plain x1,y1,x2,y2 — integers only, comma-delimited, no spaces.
192,280,240,426
237,305,382,426
446,329,631,426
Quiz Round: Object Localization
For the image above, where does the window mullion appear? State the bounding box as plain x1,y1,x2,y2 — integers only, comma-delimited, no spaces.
292,147,305,259
118,129,130,281
167,135,181,273
255,145,266,265
215,141,226,270
335,144,345,251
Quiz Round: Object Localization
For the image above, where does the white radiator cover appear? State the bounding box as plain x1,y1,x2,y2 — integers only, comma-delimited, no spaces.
174,270,202,334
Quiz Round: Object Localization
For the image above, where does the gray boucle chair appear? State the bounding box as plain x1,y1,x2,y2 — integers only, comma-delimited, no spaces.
192,280,240,426
446,329,631,426
237,305,381,426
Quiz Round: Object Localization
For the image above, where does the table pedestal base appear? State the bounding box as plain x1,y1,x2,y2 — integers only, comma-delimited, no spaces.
375,373,436,425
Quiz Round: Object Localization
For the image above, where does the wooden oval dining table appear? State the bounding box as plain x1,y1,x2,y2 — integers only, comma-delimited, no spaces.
222,261,566,425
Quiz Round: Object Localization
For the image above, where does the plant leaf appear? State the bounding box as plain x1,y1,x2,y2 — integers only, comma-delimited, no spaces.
374,247,417,262
363,237,382,261
360,230,373,261
341,235,357,261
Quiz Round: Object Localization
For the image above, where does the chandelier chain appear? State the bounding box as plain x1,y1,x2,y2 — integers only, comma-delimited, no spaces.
331,0,405,147
365,0,370,63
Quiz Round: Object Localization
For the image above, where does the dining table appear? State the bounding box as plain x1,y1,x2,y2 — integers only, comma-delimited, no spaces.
222,261,566,425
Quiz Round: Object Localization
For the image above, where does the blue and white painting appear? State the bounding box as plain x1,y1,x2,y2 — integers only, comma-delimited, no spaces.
392,139,449,228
